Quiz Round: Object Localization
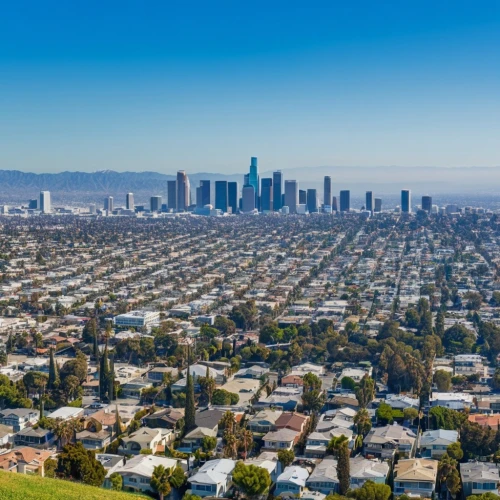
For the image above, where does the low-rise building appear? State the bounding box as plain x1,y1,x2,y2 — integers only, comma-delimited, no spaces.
263,428,299,450
363,423,417,459
419,429,458,459
460,462,500,497
393,459,438,498
0,409,39,432
188,458,236,498
276,465,310,496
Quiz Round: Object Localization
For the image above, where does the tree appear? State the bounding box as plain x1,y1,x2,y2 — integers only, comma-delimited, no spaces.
184,364,196,433
435,311,445,338
212,388,239,405
110,472,123,491
232,461,272,498
169,465,186,489
446,469,461,498
327,434,349,457
57,442,106,486
277,449,295,468
182,495,202,500
446,442,463,461
337,439,350,495
349,480,391,500
150,465,172,500
238,428,254,458
44,457,57,478
403,407,418,423
198,366,216,405
99,342,111,402
355,375,375,409
48,348,59,389
202,436,217,453
341,376,356,390
354,409,372,436
376,403,393,425
434,369,452,392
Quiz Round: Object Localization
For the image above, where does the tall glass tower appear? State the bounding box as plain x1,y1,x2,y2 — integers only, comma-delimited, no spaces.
248,157,259,210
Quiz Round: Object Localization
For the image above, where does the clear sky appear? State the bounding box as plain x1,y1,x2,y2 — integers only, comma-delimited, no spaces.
1,0,499,174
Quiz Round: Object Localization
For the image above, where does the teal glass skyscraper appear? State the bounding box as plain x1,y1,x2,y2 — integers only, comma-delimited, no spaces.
248,157,259,210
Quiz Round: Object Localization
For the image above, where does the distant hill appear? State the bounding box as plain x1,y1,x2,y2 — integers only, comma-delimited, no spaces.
0,166,499,206
0,470,148,500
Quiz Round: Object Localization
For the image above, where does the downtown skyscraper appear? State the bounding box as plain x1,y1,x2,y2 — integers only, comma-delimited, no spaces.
273,171,283,211
215,181,228,213
228,182,238,214
401,189,411,213
177,171,190,211
261,178,273,212
323,176,332,209
284,180,298,213
248,157,259,210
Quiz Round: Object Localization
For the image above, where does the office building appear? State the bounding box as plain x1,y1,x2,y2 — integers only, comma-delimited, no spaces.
199,180,210,207
167,180,177,211
374,198,382,212
104,196,113,212
366,191,374,213
332,196,338,212
150,196,162,212
324,176,332,208
261,178,273,212
284,180,298,214
242,185,255,212
307,189,318,213
126,193,134,210
177,171,190,211
299,189,307,205
89,203,96,214
273,171,283,211
39,191,51,213
215,181,228,213
248,157,259,210
196,187,203,208
340,190,350,212
28,199,37,210
401,189,411,213
422,195,432,213
228,182,238,214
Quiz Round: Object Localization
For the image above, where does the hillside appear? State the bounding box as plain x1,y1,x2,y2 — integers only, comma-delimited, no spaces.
0,470,149,500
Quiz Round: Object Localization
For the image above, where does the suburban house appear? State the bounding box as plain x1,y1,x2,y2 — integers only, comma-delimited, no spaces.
275,412,309,435
119,428,173,455
305,429,354,459
179,427,218,453
275,465,310,496
47,406,84,421
363,423,417,459
393,459,438,498
76,429,112,450
235,365,270,379
349,456,389,489
180,364,225,385
281,375,304,388
248,409,283,434
419,429,458,459
0,409,39,432
0,447,54,475
188,458,236,498
121,378,153,399
14,427,56,449
263,428,299,450
244,454,282,482
460,462,500,497
306,458,338,494
106,455,187,494
144,408,184,430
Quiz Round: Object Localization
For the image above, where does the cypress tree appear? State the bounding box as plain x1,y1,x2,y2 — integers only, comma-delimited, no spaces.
232,338,236,357
115,405,123,439
184,363,196,433
109,354,115,401
337,441,350,495
48,347,59,389
93,330,99,361
100,341,110,402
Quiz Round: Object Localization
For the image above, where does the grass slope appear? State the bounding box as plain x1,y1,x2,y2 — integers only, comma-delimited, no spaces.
0,470,149,500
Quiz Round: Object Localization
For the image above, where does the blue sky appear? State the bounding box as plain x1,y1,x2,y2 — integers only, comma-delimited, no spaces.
1,0,499,173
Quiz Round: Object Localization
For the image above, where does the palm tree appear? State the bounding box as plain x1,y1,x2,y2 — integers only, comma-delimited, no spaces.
238,428,254,458
223,431,238,459
220,411,236,434
327,434,349,458
150,465,172,500
353,409,372,436
54,420,75,449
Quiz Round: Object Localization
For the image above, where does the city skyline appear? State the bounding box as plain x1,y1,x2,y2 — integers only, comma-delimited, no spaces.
1,1,500,173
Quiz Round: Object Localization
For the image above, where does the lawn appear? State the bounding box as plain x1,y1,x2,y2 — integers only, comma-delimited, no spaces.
0,470,149,500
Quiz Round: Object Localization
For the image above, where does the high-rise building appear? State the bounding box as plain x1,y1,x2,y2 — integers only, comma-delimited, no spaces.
422,195,432,213
374,198,382,212
324,176,332,208
401,189,411,213
126,193,134,210
28,199,38,210
332,196,338,212
340,190,350,212
273,171,283,211
284,180,298,214
261,178,273,212
200,180,211,207
89,203,96,214
150,195,162,212
215,181,228,213
104,196,113,212
167,180,177,210
248,157,259,210
177,171,189,211
366,191,374,213
228,182,238,214
242,185,255,212
299,189,307,205
196,187,203,208
307,189,318,213
40,191,51,213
